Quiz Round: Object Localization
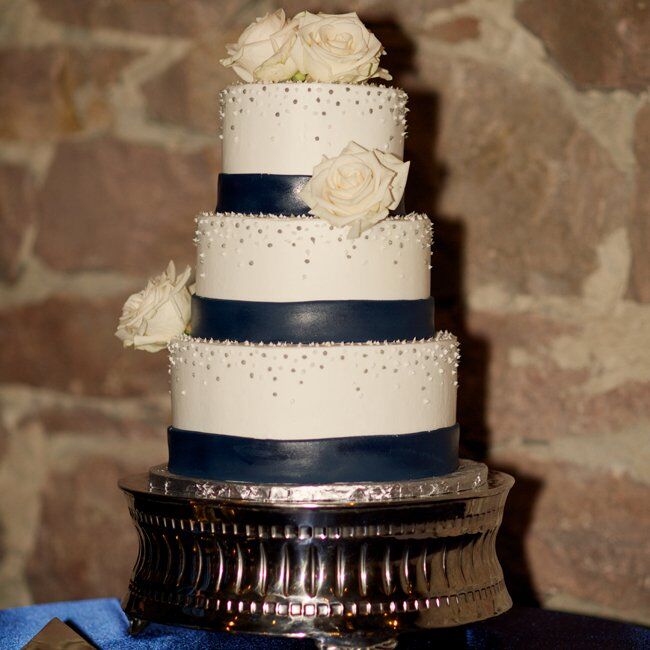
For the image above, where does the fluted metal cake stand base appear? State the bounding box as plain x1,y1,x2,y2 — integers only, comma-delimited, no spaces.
119,461,513,649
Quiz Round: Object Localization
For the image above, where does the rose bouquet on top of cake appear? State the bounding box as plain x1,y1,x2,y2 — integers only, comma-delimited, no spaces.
220,9,391,83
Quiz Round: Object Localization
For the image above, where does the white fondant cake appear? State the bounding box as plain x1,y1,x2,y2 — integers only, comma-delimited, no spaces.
116,10,462,483
221,83,406,175
170,333,458,439
195,212,432,301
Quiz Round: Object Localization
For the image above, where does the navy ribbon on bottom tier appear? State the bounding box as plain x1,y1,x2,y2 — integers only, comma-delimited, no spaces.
191,295,435,343
167,425,459,484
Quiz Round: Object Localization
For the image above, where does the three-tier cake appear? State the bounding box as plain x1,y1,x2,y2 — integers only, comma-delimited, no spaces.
117,9,460,486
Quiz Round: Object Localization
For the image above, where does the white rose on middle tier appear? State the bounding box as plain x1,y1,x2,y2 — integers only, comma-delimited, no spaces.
300,141,410,239
220,9,298,82
290,11,391,83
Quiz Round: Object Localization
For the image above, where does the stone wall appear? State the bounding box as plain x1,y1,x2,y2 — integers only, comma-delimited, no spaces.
0,0,648,625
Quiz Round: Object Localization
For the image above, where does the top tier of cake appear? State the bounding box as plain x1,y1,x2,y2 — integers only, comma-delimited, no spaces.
220,83,407,175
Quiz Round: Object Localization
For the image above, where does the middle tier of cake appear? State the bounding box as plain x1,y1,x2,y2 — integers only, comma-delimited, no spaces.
192,212,436,345
195,212,432,302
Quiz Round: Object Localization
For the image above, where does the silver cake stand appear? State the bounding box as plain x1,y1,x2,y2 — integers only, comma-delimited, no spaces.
119,461,513,649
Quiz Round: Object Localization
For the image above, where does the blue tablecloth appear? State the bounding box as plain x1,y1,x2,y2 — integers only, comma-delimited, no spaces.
1,598,648,649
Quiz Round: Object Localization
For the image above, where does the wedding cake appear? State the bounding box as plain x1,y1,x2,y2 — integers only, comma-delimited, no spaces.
116,10,460,485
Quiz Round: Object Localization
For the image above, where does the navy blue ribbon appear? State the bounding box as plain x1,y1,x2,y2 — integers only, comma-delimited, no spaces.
217,174,311,215
168,425,459,484
216,173,406,216
191,295,435,343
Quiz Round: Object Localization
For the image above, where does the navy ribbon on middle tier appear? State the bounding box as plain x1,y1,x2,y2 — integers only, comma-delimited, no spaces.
191,295,435,344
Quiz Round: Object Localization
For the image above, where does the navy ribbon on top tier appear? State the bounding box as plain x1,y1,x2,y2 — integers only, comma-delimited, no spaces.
168,425,459,484
191,295,435,344
216,173,406,216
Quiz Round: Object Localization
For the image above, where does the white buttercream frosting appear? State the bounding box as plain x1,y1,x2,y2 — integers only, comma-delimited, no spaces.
220,83,407,175
169,332,459,440
194,212,432,302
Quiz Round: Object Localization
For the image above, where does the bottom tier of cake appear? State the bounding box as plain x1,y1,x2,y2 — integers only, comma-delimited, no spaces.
168,332,460,483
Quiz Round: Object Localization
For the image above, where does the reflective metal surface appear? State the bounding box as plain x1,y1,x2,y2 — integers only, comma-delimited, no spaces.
148,459,488,504
120,465,513,648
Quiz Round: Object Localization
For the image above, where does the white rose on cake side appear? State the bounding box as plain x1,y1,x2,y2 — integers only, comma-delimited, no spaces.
300,141,409,238
115,261,192,353
290,11,391,83
220,9,298,82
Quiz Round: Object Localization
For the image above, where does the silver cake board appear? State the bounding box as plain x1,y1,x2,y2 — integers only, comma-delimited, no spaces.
119,460,513,649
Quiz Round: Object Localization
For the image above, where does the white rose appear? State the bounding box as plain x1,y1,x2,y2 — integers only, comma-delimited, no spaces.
220,9,298,82
300,141,410,238
115,261,192,353
290,11,391,83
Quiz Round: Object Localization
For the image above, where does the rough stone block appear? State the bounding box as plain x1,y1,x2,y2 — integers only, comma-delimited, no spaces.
142,30,237,133
35,138,216,274
427,16,480,43
0,47,136,140
516,0,650,92
495,456,650,621
630,104,650,303
463,310,650,444
0,294,169,397
0,163,37,281
412,58,631,298
25,455,139,603
29,401,168,442
35,0,229,36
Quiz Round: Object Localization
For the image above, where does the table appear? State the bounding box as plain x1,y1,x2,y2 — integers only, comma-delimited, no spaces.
1,598,647,649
